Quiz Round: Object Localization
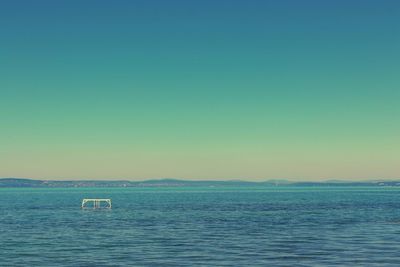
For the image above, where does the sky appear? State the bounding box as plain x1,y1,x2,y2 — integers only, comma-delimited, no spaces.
0,0,399,181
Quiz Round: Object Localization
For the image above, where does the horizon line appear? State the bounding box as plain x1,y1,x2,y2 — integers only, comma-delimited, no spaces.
1,177,400,183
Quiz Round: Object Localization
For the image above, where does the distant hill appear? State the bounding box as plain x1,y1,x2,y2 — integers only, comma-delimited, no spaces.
1,178,400,188
0,178,266,188
0,178,44,187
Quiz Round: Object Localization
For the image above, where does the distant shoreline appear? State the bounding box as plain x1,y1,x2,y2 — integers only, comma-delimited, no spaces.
1,178,399,188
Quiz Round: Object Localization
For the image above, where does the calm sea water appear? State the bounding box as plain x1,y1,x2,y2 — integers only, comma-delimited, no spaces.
1,186,400,266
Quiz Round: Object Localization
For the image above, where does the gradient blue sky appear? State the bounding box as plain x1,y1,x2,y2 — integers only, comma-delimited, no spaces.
1,0,399,180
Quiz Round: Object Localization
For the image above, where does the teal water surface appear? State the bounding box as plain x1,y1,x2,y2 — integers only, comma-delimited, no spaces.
1,186,400,266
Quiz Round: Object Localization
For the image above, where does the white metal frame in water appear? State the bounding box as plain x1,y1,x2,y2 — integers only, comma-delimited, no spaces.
81,198,112,209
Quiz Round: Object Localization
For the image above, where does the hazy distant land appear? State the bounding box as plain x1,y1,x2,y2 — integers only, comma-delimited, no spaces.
1,178,399,188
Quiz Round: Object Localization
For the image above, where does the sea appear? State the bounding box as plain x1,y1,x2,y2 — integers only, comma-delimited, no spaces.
1,186,400,266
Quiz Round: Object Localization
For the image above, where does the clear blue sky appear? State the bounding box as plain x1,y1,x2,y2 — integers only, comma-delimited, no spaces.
1,0,399,180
